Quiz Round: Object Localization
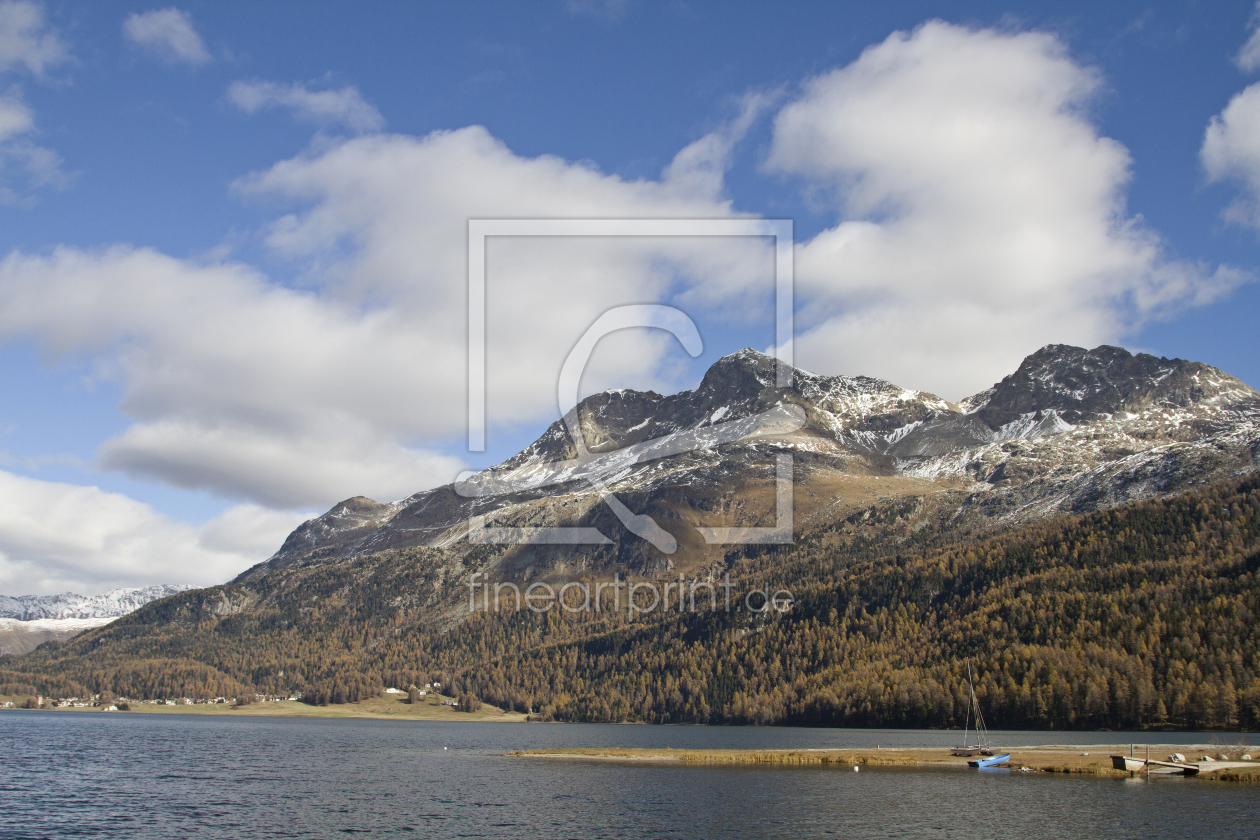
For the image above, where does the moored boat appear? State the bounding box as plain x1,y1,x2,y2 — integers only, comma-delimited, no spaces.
968,753,1011,768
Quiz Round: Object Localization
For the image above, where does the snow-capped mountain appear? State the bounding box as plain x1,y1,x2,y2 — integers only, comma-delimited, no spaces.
0,585,197,621
0,585,196,656
239,344,1260,581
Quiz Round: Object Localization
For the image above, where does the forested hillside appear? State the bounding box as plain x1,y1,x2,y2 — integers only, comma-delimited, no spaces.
414,476,1260,729
4,476,1259,730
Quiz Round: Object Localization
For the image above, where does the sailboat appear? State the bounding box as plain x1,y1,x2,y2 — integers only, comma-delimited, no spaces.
950,661,996,757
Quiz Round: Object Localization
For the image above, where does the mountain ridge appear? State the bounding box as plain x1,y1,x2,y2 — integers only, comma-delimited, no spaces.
240,342,1260,583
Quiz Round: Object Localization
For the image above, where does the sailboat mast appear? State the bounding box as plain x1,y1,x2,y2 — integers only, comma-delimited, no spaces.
968,661,989,749
962,661,972,748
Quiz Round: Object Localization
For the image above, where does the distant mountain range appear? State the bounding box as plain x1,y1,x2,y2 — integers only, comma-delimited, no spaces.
0,585,197,621
242,343,1260,584
0,585,196,656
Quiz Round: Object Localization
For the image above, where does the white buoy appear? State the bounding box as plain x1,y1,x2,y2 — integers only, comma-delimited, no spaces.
853,765,859,772
444,747,448,750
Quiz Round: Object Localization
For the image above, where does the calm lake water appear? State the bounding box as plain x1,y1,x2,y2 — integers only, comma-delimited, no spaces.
2,711,1257,838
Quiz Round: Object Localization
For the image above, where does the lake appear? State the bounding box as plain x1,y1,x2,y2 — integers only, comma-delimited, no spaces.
2,711,1257,838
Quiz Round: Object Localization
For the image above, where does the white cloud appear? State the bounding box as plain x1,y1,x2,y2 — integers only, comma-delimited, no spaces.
0,245,467,508
1199,11,1260,231
1203,82,1260,229
766,20,1244,400
0,117,766,510
0,3,69,200
0,0,66,76
1207,6,1260,226
5,136,66,187
0,83,70,202
227,80,384,134
123,7,211,66
663,89,778,200
235,123,770,400
0,469,308,595
1237,3,1260,73
1240,32,1260,75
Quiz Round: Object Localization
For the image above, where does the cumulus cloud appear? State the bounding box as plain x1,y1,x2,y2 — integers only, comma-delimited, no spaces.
0,116,766,509
236,122,770,396
123,7,211,66
0,0,66,76
227,80,384,133
0,469,308,595
0,246,466,508
767,20,1244,400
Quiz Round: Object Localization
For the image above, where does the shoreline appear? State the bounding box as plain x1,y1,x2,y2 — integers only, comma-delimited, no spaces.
506,747,1260,781
1,693,527,722
3,697,1252,739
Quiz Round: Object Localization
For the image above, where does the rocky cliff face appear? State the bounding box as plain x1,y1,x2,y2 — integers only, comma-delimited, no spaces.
238,344,1260,583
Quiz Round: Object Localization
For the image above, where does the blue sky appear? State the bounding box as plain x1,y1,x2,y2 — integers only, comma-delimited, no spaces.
1,0,1259,594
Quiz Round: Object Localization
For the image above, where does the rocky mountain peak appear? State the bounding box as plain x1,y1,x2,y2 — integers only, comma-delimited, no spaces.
330,496,396,518
239,495,400,581
963,344,1257,430
497,349,797,467
696,348,781,394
